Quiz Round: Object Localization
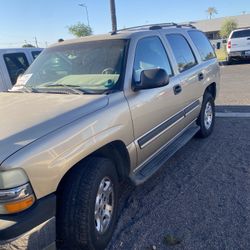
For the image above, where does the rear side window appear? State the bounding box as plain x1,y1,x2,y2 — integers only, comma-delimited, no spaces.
231,29,250,38
166,34,197,72
133,36,173,82
32,50,41,59
188,30,216,61
4,53,29,85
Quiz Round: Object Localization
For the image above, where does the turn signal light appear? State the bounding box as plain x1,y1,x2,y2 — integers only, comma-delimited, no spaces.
4,196,35,214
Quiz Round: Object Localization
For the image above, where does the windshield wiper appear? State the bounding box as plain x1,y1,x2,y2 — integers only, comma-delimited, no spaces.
44,83,84,95
9,85,36,93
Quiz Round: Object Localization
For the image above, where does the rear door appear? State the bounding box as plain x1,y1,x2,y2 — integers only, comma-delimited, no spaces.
230,29,250,52
164,32,203,124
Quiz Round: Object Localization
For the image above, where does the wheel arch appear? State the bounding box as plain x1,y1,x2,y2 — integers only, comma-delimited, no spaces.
57,140,131,192
205,82,217,99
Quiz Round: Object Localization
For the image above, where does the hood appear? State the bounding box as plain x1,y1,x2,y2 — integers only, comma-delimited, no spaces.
0,92,108,164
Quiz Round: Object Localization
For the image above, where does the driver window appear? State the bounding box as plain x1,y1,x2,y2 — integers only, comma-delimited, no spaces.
133,36,173,82
4,53,29,85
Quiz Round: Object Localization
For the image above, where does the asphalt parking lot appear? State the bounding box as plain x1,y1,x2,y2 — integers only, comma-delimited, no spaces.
217,62,250,106
108,62,250,250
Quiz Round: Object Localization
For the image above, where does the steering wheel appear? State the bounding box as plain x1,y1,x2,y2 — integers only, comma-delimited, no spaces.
102,68,115,74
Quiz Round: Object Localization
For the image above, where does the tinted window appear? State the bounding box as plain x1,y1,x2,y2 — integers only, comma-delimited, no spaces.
188,30,216,61
166,34,197,72
133,36,173,82
231,29,250,38
4,53,29,85
32,50,41,59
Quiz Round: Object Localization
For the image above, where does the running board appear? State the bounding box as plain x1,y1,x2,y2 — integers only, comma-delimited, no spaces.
131,123,200,185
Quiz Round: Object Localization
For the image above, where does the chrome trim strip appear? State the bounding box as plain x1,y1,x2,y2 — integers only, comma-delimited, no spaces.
137,99,200,149
185,104,200,117
140,116,185,149
134,119,197,173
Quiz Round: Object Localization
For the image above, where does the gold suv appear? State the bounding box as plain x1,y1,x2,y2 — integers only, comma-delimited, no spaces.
0,23,220,249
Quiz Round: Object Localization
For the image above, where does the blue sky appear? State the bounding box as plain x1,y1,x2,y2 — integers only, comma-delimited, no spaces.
0,0,249,48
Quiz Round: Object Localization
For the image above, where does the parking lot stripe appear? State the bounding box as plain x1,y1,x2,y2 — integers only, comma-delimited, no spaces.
216,112,250,118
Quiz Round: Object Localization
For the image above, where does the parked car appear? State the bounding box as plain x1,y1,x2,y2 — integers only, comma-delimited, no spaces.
227,28,250,64
0,48,43,91
0,23,220,249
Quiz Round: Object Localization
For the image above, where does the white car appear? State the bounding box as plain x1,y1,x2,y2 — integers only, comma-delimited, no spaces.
227,28,250,64
0,48,43,91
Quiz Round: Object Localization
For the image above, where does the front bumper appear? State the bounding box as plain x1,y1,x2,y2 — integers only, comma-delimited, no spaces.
0,194,56,241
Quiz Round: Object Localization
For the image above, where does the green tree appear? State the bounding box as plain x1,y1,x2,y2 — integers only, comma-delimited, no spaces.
206,7,218,19
220,19,238,38
22,43,35,48
68,22,93,37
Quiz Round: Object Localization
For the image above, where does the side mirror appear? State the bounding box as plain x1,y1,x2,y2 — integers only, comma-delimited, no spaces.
133,68,169,91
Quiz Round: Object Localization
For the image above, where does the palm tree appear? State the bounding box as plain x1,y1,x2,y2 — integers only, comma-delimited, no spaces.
206,7,218,19
110,0,117,33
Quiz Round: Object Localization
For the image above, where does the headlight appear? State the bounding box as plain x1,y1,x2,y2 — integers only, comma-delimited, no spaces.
0,169,35,214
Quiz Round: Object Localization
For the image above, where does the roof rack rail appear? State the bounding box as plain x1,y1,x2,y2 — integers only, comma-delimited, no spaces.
117,23,180,32
111,22,196,35
179,23,196,29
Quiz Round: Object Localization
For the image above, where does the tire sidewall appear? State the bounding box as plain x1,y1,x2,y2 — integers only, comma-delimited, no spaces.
88,160,119,249
198,93,215,137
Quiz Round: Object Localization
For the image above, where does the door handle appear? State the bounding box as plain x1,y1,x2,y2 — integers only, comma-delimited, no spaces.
173,84,182,95
198,73,204,81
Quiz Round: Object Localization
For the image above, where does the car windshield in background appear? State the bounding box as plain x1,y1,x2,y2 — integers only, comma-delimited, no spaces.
231,29,250,38
21,39,127,94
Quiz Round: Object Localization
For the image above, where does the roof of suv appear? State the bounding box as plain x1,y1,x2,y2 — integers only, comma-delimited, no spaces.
51,23,197,47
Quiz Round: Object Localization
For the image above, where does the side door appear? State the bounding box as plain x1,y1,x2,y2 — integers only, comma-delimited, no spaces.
125,36,188,166
165,32,204,125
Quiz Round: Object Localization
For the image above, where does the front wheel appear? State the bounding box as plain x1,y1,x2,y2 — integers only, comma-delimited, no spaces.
57,157,119,250
196,92,215,138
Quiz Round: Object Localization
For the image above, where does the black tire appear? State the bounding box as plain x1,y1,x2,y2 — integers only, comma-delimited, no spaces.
56,157,119,250
227,56,233,65
196,92,215,138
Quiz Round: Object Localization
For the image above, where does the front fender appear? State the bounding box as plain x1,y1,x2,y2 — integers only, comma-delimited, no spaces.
1,94,134,199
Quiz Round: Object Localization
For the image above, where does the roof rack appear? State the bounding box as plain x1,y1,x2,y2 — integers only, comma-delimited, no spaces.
114,22,196,34
117,23,179,32
179,23,196,29
110,23,196,35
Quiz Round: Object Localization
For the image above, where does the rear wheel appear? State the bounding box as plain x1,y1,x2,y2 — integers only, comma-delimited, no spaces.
227,56,233,65
196,92,215,138
57,157,119,250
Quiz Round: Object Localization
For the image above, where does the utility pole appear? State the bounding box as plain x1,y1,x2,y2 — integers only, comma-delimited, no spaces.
110,0,117,33
78,3,90,26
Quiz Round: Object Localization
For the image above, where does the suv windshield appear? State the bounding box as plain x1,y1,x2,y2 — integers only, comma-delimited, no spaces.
18,39,127,94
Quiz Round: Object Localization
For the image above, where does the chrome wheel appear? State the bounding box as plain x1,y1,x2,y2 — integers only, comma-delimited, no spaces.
95,177,114,234
204,101,213,130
